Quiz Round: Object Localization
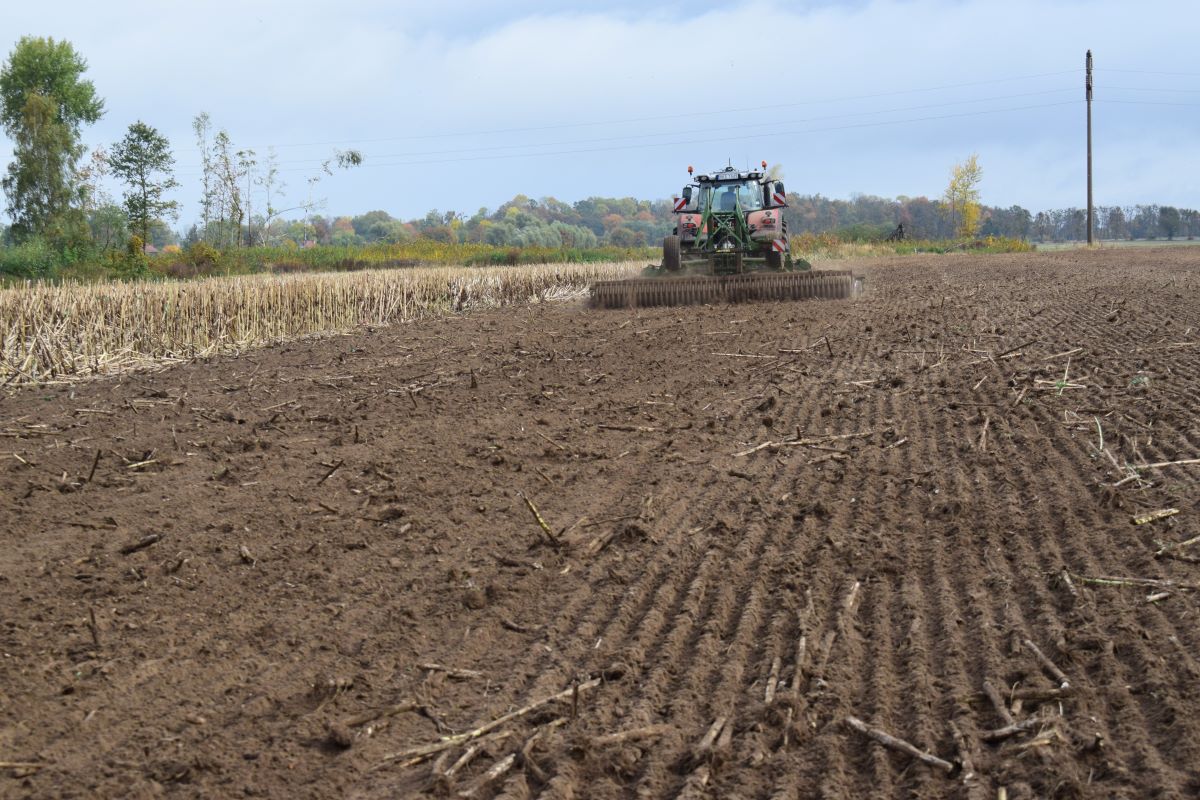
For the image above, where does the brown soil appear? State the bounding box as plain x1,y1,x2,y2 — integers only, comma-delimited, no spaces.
3,247,1200,799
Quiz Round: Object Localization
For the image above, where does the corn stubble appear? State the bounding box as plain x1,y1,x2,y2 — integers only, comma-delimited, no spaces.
1,261,641,384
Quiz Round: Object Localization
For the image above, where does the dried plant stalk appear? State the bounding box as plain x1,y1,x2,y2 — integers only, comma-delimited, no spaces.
1,261,642,385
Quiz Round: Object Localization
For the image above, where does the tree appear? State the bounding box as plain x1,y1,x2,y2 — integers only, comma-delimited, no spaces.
109,121,179,247
2,93,84,241
942,154,983,239
0,37,103,242
87,202,127,251
1159,206,1181,240
145,218,179,248
193,112,214,240
1181,208,1200,240
352,210,399,242
0,37,103,133
207,128,244,248
256,147,288,245
187,115,259,247
1104,206,1127,240
76,144,112,215
1128,205,1159,239
237,148,256,245
287,148,362,244
608,227,644,247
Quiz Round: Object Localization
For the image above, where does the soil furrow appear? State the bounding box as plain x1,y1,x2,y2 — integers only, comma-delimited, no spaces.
5,248,1200,799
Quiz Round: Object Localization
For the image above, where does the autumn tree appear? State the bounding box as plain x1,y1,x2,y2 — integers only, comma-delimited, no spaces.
942,154,983,239
0,37,103,242
109,121,179,247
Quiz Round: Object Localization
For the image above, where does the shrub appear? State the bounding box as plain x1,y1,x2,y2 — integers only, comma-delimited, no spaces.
186,241,221,270
0,237,59,278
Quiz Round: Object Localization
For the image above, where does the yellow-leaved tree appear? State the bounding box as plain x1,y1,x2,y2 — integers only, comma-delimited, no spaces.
943,154,983,239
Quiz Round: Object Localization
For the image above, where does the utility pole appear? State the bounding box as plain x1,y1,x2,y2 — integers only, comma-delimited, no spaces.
1086,49,1094,245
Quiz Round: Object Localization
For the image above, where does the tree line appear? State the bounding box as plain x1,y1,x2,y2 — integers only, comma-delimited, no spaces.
3,35,1197,279
208,194,664,251
0,35,360,275
249,195,1197,250
783,195,1198,242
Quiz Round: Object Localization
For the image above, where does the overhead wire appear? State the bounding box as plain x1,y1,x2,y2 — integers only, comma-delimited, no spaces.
217,100,1080,176
1100,85,1200,93
1102,68,1200,77
167,65,1197,179
175,86,1081,171
1098,99,1200,108
244,68,1084,150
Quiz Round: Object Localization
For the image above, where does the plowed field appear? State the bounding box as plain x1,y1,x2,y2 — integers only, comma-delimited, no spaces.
3,247,1200,799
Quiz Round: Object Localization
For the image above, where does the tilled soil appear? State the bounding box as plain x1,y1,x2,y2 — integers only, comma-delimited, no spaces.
3,248,1200,799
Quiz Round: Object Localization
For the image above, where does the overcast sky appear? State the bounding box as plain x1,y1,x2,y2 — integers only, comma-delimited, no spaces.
3,0,1198,226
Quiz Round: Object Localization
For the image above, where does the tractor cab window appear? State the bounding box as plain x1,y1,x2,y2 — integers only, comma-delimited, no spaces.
738,181,763,211
700,181,764,212
708,181,763,212
715,185,739,212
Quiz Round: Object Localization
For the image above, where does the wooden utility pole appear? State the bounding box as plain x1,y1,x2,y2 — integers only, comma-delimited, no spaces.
1086,50,1094,245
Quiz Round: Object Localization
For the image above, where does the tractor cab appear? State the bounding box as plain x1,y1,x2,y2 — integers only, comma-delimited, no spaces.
677,165,785,213
674,165,787,246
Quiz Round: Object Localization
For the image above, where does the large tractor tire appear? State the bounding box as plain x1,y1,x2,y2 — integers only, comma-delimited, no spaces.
663,235,682,272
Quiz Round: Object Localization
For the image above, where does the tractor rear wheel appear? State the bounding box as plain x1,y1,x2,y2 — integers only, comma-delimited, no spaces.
663,235,681,271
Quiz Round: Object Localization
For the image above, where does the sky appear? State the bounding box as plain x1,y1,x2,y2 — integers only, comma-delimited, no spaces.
2,0,1199,227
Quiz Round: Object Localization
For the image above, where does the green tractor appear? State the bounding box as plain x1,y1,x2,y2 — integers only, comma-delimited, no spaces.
591,162,859,309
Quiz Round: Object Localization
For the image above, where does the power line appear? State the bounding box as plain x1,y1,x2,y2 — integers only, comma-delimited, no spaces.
243,100,1078,175
225,68,1082,151
175,86,1080,172
364,88,1078,161
1102,68,1200,77
1099,99,1200,108
1101,85,1200,93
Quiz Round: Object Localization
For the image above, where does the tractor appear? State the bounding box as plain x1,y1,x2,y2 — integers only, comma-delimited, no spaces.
590,162,858,308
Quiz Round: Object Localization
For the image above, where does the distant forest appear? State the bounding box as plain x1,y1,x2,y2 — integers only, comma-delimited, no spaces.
785,196,1199,243
167,194,1198,251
